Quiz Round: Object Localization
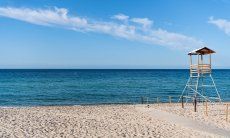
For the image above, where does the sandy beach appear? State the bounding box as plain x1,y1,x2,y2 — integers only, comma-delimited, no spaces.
0,103,229,138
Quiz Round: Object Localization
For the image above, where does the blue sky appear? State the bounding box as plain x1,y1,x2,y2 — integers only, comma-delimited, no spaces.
0,0,230,69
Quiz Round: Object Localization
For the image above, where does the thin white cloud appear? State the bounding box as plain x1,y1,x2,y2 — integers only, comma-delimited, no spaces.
112,13,129,22
0,7,88,28
0,7,202,50
131,17,153,28
208,16,230,35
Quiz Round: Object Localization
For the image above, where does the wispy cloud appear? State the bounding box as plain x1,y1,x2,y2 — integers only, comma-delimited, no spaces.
0,7,203,49
208,16,230,35
0,7,88,29
112,13,129,22
131,18,153,28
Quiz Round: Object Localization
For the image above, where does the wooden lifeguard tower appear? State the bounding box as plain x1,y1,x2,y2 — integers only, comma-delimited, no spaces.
179,47,221,103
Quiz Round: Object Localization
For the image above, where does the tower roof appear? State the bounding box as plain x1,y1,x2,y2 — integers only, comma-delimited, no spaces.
188,47,216,55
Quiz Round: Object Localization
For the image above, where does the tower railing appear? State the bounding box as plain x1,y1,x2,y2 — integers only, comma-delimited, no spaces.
190,64,211,75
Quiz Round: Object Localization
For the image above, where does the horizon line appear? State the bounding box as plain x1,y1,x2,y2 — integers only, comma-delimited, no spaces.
0,68,230,70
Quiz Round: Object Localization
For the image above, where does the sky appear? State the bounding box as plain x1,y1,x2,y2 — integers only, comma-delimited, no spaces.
0,0,230,69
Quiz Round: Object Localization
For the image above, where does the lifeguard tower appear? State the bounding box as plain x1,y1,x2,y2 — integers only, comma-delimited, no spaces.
179,47,221,103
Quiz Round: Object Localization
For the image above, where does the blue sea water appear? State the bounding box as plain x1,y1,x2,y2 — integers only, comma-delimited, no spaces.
0,69,229,106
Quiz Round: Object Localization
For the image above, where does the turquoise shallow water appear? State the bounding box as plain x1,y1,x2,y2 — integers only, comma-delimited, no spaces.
0,69,229,106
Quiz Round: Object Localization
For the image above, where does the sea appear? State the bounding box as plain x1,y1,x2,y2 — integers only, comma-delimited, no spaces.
0,69,229,106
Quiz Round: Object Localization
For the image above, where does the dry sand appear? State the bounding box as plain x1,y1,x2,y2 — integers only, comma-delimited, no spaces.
0,104,229,137
152,102,230,131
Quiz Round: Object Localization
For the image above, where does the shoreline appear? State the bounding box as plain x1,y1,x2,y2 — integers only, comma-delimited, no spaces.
0,101,229,108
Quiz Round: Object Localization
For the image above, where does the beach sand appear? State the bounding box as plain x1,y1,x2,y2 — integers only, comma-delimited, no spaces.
0,104,229,137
